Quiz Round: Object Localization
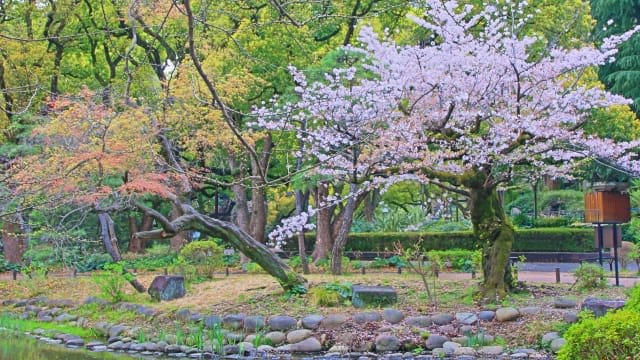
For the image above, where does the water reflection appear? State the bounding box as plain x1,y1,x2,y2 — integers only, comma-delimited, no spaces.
0,334,135,360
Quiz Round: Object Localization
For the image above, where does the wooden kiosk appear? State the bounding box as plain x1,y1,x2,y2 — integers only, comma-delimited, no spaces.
584,186,631,286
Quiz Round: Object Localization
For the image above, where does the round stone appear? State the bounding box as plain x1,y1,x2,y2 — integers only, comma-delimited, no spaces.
550,338,566,353
425,335,448,350
268,315,297,331
354,312,382,323
563,311,579,324
265,331,285,345
289,337,322,352
542,332,560,344
554,298,577,309
479,345,504,356
442,341,460,354
478,310,495,321
243,315,265,332
320,314,350,329
301,314,324,329
286,329,313,344
405,316,432,327
431,313,454,325
383,309,404,324
375,335,400,352
455,312,478,325
495,307,519,322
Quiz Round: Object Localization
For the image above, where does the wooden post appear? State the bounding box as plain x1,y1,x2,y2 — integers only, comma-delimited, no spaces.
397,266,402,274
12,270,17,281
471,270,476,279
555,267,560,283
613,223,620,286
361,267,365,275
434,269,439,278
225,267,229,277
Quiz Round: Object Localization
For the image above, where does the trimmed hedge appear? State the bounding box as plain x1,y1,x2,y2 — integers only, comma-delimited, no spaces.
297,227,595,253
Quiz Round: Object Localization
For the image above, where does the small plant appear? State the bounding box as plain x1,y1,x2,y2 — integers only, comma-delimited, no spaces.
308,287,341,307
284,283,308,299
370,257,387,269
20,263,48,298
572,263,607,291
244,261,266,274
465,330,490,347
251,331,272,347
208,324,225,354
137,328,147,343
91,262,132,302
289,255,312,271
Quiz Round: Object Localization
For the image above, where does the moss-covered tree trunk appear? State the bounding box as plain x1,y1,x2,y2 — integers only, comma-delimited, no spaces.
468,186,515,301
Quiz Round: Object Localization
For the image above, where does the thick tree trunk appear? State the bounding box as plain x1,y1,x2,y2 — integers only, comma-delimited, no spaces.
363,190,379,222
312,183,334,262
98,213,146,293
128,213,153,253
248,135,272,243
136,205,307,292
331,184,360,275
468,186,515,301
1,214,26,264
169,203,188,251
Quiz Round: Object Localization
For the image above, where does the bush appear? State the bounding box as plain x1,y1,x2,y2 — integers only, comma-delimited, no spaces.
427,249,481,272
625,284,640,312
175,240,224,279
558,310,640,360
74,253,113,273
308,287,340,307
245,262,266,274
295,227,595,253
573,263,607,290
534,217,569,227
91,263,132,303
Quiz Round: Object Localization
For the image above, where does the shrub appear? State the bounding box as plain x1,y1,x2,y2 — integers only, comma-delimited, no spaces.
625,284,640,312
175,240,224,279
74,253,113,273
20,264,48,298
295,227,595,253
534,217,569,227
308,287,340,307
573,263,607,291
558,310,640,360
245,262,266,274
168,257,199,283
426,249,481,272
91,262,132,302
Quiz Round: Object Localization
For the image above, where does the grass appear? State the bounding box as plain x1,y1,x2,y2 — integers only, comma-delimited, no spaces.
74,303,140,323
0,312,98,339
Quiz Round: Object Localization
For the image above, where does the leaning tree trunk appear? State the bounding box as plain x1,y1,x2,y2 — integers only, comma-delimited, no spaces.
136,205,307,292
468,186,515,301
98,213,146,293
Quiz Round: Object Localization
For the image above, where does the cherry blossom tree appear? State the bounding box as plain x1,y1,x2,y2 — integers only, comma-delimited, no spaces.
260,0,640,299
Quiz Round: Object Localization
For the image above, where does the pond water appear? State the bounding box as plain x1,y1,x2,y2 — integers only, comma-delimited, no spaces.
0,334,142,360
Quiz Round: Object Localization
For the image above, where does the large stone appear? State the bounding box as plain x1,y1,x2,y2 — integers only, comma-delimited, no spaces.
478,310,495,321
405,316,432,327
455,312,477,325
351,285,397,308
320,314,349,329
518,306,541,315
431,313,454,325
244,315,265,332
268,315,297,331
550,338,566,353
288,337,322,352
563,311,579,324
542,332,560,344
496,307,519,322
108,325,129,338
479,346,504,356
375,335,400,352
265,331,286,345
383,309,404,324
442,341,460,355
204,315,222,329
147,275,185,301
286,329,313,344
454,347,476,356
175,308,192,321
55,313,78,323
223,314,245,330
301,314,324,329
581,298,626,317
554,298,577,309
425,335,448,350
354,312,382,323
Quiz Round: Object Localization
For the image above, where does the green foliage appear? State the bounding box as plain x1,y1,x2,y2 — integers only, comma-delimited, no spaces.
244,262,266,274
300,228,594,253
625,284,640,312
177,240,224,278
0,312,95,338
284,284,308,299
74,253,113,273
558,310,640,360
167,257,199,283
464,329,492,347
534,217,569,228
573,263,607,291
426,249,481,272
19,264,48,298
288,255,311,271
308,286,341,307
90,263,132,303
308,281,352,306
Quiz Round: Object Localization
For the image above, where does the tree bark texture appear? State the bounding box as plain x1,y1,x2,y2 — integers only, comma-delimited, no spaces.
468,186,515,301
136,204,307,292
98,213,146,293
330,183,360,275
311,183,334,262
1,214,27,264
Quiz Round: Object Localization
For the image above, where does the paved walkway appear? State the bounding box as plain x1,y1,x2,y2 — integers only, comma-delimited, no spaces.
436,262,640,287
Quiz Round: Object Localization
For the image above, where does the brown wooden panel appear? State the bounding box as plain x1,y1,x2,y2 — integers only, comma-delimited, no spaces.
585,191,631,223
